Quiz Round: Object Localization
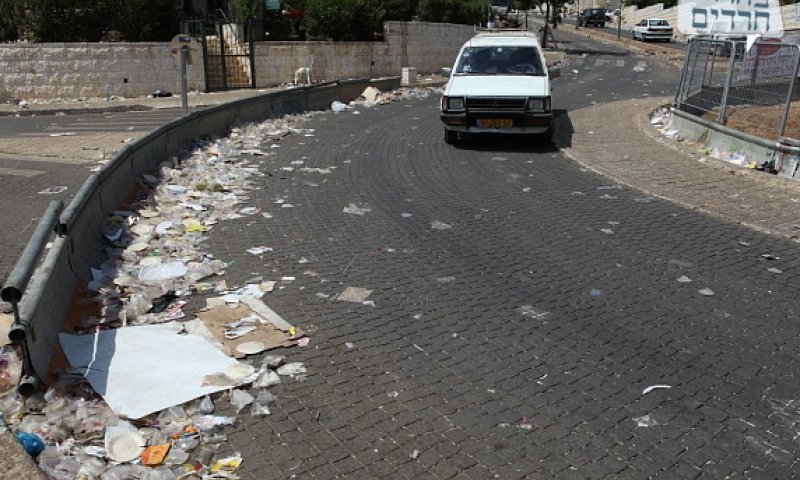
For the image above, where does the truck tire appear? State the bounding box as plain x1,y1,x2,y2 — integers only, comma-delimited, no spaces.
444,129,457,145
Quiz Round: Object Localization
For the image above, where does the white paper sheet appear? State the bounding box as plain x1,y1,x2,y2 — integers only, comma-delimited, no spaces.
59,324,241,419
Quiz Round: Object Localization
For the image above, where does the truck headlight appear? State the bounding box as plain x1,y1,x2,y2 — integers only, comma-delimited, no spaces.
527,97,551,111
446,97,465,111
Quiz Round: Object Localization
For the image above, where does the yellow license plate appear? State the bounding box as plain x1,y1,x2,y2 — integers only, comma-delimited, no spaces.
478,119,513,128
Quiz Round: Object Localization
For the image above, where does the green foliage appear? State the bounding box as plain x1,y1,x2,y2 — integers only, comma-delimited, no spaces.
303,0,386,40
416,0,485,24
381,0,418,20
0,0,21,41
233,0,262,22
1,0,181,42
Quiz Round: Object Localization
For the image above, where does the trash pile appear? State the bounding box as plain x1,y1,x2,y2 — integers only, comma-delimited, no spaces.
0,84,440,479
650,107,776,172
0,112,321,479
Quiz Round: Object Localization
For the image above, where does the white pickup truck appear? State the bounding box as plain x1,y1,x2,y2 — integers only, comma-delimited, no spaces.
440,30,560,144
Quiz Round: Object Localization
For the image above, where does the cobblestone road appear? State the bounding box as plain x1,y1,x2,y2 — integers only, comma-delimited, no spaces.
201,34,800,479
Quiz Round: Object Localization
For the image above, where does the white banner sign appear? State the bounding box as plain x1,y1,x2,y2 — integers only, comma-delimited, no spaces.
737,34,800,80
677,0,784,36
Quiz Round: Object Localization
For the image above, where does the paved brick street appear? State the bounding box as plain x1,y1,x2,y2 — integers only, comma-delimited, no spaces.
196,38,800,479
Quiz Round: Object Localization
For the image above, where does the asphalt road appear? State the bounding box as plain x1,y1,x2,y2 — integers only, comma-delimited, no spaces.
188,30,800,479
562,15,687,51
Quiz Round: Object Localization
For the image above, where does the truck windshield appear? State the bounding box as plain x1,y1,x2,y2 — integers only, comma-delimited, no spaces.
454,46,545,76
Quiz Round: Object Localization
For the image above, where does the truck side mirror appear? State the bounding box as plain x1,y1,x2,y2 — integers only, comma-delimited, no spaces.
442,67,452,78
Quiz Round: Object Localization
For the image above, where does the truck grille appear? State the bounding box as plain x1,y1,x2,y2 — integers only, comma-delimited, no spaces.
466,97,526,110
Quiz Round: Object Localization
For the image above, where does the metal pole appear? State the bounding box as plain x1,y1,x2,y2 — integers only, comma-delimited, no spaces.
717,43,738,125
778,47,800,138
675,40,693,105
1,200,63,304
616,0,621,39
543,1,550,47
180,46,189,114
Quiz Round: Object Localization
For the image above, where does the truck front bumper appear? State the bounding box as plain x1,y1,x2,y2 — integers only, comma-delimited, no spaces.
440,111,553,134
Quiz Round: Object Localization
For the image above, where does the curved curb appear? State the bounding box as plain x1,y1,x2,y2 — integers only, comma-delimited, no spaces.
554,100,800,243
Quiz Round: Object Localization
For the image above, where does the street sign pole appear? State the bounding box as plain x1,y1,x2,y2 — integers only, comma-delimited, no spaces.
180,46,189,115
617,0,622,39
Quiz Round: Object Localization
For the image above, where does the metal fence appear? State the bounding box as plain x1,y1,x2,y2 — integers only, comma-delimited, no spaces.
676,38,800,140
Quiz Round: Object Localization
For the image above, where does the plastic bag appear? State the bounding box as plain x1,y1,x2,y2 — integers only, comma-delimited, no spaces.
230,389,253,414
252,369,281,388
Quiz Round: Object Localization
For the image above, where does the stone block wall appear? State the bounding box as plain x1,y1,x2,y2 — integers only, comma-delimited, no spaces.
0,43,205,100
252,21,475,87
0,21,475,99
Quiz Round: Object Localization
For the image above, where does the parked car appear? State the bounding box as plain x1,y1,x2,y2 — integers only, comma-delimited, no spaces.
578,8,607,27
439,31,560,144
632,18,673,42
605,9,619,22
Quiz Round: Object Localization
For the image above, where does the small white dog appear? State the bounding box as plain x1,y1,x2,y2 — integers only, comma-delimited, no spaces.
294,67,311,85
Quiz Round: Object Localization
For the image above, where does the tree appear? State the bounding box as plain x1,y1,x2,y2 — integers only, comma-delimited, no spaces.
381,0,418,20
303,0,385,40
416,0,485,24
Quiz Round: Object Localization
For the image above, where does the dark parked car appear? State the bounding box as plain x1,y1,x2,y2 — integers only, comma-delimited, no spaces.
578,8,607,27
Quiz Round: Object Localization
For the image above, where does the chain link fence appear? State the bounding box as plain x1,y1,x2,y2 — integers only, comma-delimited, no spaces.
676,37,800,141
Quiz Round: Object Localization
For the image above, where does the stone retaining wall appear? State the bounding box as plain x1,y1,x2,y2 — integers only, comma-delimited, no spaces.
0,43,205,101
0,21,474,100
252,21,475,87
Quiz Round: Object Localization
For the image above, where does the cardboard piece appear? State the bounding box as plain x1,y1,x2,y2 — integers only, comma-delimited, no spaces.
196,303,298,358
0,313,13,347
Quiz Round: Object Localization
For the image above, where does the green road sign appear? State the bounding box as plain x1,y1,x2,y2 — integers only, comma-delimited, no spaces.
265,0,280,11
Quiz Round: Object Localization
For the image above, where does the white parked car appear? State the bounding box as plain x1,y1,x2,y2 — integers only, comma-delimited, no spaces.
632,18,673,42
440,31,560,144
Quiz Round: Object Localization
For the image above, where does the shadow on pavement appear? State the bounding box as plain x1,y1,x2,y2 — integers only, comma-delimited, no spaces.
553,109,574,148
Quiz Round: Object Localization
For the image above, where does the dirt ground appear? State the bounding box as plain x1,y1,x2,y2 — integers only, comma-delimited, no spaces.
704,101,800,141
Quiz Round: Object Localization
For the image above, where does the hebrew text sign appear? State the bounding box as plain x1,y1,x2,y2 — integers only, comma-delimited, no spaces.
677,0,784,36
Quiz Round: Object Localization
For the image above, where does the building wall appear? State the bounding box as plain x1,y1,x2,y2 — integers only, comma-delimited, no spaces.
0,43,205,101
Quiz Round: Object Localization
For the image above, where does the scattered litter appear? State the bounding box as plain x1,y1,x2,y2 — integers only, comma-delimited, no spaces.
345,342,354,349
343,203,371,215
38,186,68,195
437,276,456,283
431,221,452,230
401,213,413,218
246,246,273,255
600,228,614,235
633,415,658,427
236,340,266,355
676,275,692,283
211,453,243,473
336,287,373,303
517,305,551,320
599,194,617,200
297,337,310,347
589,289,603,297
642,385,672,395
277,362,306,377
767,267,783,274
331,101,351,112
698,288,715,296
761,254,780,261
518,417,533,430
410,449,420,459
280,276,295,285
738,241,751,246
49,132,77,137
522,187,532,193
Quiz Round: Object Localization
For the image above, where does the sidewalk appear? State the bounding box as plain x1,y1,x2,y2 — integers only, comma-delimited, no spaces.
559,96,800,241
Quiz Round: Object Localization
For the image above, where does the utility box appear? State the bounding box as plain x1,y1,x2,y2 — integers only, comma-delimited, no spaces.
401,67,417,86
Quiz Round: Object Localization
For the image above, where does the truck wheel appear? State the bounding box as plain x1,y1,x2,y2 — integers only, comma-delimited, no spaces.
444,129,457,145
